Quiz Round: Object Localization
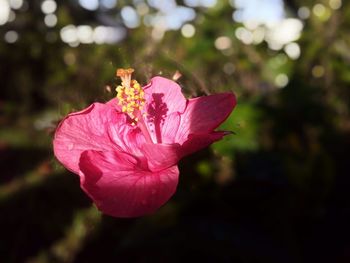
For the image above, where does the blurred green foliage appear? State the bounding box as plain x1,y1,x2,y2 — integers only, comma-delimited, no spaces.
213,102,262,156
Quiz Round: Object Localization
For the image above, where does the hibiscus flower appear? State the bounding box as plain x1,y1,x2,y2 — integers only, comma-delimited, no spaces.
53,68,236,217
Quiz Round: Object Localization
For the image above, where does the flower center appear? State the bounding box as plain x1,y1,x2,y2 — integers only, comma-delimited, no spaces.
115,68,145,122
115,68,153,144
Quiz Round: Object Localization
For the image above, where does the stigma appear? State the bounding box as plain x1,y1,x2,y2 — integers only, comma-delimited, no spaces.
115,68,145,121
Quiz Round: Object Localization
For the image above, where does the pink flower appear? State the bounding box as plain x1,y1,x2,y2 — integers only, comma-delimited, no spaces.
53,69,236,218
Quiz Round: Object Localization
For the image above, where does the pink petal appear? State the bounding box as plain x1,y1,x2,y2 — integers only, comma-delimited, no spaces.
180,132,227,157
143,111,181,144
142,143,182,172
53,103,122,174
144,76,187,116
106,97,121,112
107,113,148,160
142,132,228,171
79,150,179,218
161,112,181,144
176,93,236,143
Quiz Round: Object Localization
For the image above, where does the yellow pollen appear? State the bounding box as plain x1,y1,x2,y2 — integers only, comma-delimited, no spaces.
115,68,145,122
116,68,134,77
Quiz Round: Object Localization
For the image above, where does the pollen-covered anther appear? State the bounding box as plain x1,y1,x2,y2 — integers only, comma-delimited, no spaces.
116,68,134,78
115,68,146,122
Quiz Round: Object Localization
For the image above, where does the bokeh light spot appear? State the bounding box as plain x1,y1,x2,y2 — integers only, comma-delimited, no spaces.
0,0,10,25
275,73,289,88
284,42,301,60
41,0,57,14
101,0,117,9
44,14,57,27
312,65,325,78
79,0,98,11
77,25,94,44
181,24,195,38
4,30,19,43
9,0,23,9
121,6,140,28
215,36,232,50
313,4,326,17
298,7,310,19
329,0,342,10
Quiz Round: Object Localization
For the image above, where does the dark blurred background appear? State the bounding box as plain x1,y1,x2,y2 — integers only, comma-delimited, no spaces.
1,0,350,262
